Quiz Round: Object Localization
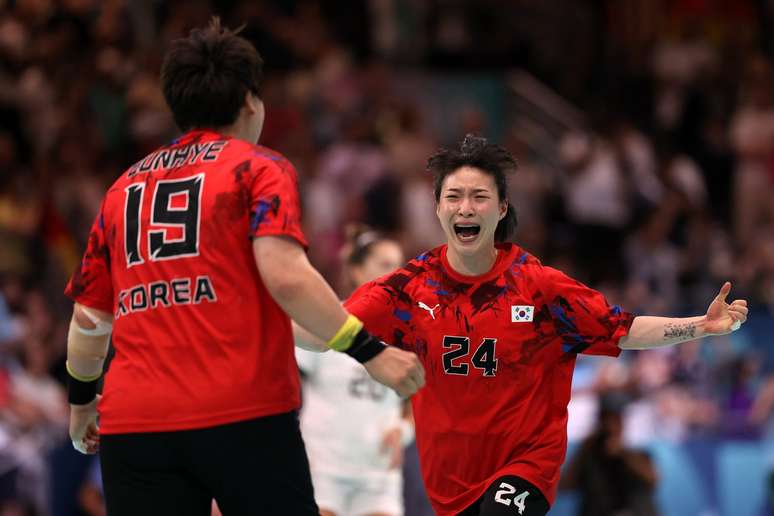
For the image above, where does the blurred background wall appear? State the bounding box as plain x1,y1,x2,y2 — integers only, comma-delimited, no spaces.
0,0,773,515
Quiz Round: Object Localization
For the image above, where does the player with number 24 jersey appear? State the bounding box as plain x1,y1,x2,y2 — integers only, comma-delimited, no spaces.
345,242,634,515
338,134,748,516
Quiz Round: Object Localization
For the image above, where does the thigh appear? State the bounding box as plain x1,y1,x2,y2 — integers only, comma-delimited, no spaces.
188,412,318,516
469,475,550,516
100,432,210,516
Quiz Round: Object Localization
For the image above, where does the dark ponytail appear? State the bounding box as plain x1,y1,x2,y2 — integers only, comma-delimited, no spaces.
495,204,518,243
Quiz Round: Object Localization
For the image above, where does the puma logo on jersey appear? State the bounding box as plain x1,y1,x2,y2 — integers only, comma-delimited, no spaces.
418,301,440,320
511,305,534,322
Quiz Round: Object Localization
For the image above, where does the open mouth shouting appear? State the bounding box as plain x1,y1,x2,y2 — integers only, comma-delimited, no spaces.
453,223,481,243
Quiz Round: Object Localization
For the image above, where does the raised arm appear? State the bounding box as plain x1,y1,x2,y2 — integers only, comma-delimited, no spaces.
619,282,748,350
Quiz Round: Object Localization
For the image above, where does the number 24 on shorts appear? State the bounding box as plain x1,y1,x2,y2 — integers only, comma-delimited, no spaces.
494,482,529,514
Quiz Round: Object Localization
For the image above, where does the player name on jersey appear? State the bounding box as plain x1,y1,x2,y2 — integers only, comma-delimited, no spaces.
115,275,217,318
127,141,227,178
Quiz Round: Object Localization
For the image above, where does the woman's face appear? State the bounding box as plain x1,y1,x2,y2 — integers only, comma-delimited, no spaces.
436,166,506,260
350,240,405,287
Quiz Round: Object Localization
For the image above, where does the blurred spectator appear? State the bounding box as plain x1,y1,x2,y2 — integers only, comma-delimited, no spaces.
718,355,764,439
730,56,774,246
305,107,390,279
1,337,67,514
560,397,659,516
557,130,631,285
624,205,682,315
624,349,718,446
386,103,443,255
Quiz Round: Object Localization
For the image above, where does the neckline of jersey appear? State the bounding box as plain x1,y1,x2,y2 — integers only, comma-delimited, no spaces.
440,243,518,284
177,129,231,144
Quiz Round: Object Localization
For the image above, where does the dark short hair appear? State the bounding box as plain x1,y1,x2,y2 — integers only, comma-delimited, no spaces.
161,17,264,132
427,134,518,242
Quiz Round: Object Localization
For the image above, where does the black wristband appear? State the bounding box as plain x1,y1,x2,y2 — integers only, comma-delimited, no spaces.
344,328,388,363
68,375,98,405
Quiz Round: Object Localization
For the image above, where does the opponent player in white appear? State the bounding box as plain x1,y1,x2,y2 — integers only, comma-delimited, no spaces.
296,229,413,516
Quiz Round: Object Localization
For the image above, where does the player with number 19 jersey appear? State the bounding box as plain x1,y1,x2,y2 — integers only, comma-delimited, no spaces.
64,129,307,434
344,243,634,515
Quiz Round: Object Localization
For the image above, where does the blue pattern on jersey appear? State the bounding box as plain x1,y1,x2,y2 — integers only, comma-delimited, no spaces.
253,151,281,162
250,199,274,231
550,303,588,353
393,309,412,322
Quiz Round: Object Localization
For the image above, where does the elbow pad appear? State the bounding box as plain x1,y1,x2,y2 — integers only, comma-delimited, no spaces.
75,307,113,336
67,307,112,404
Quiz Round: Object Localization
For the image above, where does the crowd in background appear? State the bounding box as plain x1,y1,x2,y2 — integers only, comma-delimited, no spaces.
1,0,774,514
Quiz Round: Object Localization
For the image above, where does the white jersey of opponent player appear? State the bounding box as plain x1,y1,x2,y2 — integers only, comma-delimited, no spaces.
296,347,406,479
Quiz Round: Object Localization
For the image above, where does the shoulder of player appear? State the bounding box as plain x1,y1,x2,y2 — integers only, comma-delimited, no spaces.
493,244,553,297
504,248,581,301
104,165,140,197
347,261,422,306
502,244,544,274
499,242,538,265
372,247,443,295
245,144,297,175
408,246,445,276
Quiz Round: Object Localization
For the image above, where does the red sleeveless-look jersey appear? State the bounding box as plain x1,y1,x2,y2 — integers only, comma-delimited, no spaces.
65,129,307,434
345,243,634,515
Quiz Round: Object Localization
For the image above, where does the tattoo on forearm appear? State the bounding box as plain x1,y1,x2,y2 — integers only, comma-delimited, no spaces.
663,322,696,341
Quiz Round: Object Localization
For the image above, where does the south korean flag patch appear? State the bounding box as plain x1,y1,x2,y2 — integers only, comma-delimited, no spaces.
511,305,534,323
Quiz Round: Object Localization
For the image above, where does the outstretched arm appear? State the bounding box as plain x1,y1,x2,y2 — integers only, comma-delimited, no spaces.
254,236,424,395
619,282,748,350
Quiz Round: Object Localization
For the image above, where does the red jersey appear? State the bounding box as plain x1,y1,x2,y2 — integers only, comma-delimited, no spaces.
345,243,634,514
65,129,307,434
